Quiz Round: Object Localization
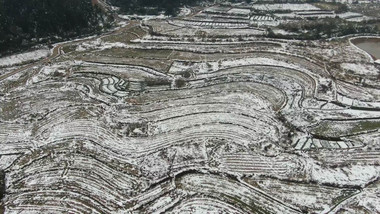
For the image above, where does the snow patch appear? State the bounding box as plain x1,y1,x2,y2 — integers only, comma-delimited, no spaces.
341,63,379,76
0,49,49,67
76,39,127,51
311,164,379,187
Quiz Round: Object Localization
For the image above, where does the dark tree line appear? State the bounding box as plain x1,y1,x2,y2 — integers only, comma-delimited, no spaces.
108,0,203,16
0,0,108,55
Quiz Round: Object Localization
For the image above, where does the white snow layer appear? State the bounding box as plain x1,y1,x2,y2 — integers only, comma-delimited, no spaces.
0,49,50,67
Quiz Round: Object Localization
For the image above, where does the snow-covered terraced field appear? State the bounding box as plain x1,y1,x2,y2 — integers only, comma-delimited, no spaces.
0,4,379,214
251,15,274,21
251,3,321,12
169,19,249,29
148,19,265,37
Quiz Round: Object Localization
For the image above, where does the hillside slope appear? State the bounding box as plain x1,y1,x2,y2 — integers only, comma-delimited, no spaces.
0,0,110,55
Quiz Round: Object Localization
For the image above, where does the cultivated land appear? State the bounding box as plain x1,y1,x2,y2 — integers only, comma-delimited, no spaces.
0,2,379,214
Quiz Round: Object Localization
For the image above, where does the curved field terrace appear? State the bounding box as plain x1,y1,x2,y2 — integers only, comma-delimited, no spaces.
0,3,379,214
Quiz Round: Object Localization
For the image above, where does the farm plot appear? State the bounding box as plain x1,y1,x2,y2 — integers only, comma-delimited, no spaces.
204,6,231,14
308,147,380,165
4,140,145,214
172,173,302,214
227,8,251,16
311,119,380,138
154,22,265,37
0,5,380,214
100,76,129,97
295,10,335,19
244,176,359,213
169,19,249,29
336,80,380,102
147,19,265,37
220,152,296,177
292,135,363,150
195,13,250,22
251,3,321,12
250,15,274,21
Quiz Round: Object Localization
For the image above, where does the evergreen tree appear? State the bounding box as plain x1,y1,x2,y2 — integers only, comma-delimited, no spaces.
109,0,203,15
0,0,105,55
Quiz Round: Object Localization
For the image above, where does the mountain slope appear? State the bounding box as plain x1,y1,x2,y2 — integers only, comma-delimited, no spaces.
0,0,110,55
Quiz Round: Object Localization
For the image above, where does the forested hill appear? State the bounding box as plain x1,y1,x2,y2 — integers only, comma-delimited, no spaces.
108,0,203,16
0,0,206,56
0,0,111,55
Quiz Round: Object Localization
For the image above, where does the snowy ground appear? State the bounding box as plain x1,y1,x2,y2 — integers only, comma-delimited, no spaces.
251,3,321,11
0,4,379,214
0,48,49,67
